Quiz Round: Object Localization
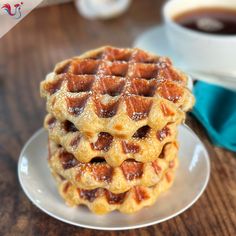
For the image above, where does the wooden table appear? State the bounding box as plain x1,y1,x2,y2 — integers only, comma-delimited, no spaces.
0,1,235,235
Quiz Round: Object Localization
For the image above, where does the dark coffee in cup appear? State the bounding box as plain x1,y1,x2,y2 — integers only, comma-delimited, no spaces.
173,7,236,35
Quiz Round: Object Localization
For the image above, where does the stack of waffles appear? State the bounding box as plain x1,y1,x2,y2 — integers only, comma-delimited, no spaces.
40,46,195,214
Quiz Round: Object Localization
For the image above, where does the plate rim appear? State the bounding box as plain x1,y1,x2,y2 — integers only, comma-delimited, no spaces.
18,125,210,231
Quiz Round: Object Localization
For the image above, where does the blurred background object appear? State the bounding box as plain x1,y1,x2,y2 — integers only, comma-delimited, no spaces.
75,0,132,19
39,0,132,19
192,81,236,152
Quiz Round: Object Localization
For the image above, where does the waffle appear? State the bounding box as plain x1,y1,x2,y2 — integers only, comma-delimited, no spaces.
48,139,178,193
53,167,176,214
40,46,194,140
45,113,179,166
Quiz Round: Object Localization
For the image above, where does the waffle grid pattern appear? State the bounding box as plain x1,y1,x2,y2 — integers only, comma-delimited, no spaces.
54,168,176,214
49,140,178,193
45,113,179,166
40,46,195,214
41,46,193,140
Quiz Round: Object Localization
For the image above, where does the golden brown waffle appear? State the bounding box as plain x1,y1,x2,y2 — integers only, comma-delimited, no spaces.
40,46,194,140
48,139,178,193
45,113,179,166
52,167,177,214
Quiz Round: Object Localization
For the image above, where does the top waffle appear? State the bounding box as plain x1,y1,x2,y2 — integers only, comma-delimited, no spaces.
41,46,194,139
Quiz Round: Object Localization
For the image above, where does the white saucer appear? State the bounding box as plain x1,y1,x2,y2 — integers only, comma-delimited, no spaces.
18,125,210,231
134,25,236,90
134,25,183,68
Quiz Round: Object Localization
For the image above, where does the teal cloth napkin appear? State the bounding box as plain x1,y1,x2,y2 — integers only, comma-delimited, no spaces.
192,81,236,152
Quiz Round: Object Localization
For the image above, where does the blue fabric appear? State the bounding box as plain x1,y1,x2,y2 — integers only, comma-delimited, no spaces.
192,81,236,152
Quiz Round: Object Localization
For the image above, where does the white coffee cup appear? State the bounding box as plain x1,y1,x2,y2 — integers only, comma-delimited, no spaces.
163,0,236,90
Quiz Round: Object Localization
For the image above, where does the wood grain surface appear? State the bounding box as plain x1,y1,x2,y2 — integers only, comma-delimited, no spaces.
0,1,235,235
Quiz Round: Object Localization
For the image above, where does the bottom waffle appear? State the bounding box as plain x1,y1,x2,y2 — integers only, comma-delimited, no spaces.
52,165,177,214
48,140,178,193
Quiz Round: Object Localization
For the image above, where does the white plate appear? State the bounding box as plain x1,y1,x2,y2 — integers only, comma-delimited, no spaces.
18,125,210,231
134,25,236,90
